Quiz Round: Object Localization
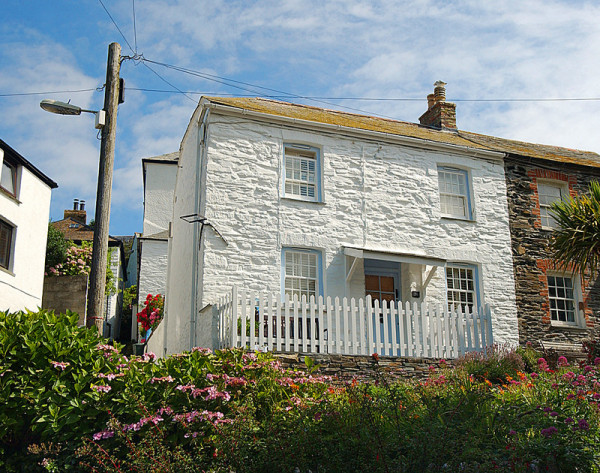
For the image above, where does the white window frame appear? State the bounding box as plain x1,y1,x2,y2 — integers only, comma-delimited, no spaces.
537,181,567,230
281,248,323,301
283,144,322,202
547,272,581,327
445,263,480,313
0,158,18,198
438,166,472,220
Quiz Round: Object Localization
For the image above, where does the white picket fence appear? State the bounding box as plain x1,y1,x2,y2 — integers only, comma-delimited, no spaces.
217,288,493,359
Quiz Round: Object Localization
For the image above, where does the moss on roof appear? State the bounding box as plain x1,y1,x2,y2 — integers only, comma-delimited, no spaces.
205,97,600,168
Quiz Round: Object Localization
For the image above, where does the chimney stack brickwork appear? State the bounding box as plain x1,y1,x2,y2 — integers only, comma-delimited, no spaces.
419,81,457,130
64,198,87,225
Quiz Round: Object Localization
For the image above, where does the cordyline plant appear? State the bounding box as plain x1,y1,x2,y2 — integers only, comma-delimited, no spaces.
551,180,600,278
137,294,164,341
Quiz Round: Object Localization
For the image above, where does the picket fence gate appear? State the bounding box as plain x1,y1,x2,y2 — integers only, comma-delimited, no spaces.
217,287,493,359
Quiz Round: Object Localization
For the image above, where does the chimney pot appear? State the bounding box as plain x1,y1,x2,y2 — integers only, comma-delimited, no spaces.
80,201,85,211
427,94,435,109
73,199,79,210
433,80,447,102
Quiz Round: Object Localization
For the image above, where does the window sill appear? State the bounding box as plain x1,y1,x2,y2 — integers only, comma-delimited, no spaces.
550,322,588,331
441,215,475,223
0,266,15,277
0,187,20,204
281,196,325,205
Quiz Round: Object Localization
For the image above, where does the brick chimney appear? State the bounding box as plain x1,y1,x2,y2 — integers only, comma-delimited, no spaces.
64,199,87,225
418,81,457,130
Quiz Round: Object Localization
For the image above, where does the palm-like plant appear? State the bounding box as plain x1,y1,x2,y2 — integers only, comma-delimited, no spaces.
551,180,600,278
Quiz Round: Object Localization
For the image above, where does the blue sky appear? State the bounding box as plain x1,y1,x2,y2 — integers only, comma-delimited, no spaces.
2,0,600,236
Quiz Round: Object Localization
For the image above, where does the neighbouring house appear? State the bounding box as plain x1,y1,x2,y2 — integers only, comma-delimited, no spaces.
128,152,178,343
0,139,57,312
45,200,125,339
137,152,178,304
157,82,523,358
503,153,600,352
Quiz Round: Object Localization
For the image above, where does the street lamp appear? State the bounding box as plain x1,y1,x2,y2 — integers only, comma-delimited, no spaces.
40,99,106,128
40,42,122,334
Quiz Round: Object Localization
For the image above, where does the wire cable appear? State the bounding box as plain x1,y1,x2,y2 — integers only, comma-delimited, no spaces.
141,62,197,104
0,88,100,97
132,0,138,53
97,0,135,53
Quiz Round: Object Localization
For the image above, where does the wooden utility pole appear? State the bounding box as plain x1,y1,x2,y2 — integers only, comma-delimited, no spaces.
87,42,121,330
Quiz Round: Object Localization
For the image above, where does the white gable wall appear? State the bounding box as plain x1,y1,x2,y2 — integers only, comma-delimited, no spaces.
0,164,52,312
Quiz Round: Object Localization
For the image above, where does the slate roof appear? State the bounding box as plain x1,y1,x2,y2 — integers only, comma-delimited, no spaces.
51,218,118,244
142,151,179,164
204,97,600,168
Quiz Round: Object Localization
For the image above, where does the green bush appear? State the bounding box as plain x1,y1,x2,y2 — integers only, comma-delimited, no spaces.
2,310,600,472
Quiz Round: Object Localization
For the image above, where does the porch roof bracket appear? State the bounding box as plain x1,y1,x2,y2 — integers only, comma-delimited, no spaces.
423,265,438,289
346,255,360,283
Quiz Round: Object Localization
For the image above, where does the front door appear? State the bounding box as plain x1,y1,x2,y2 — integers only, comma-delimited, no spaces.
364,259,400,305
365,274,396,305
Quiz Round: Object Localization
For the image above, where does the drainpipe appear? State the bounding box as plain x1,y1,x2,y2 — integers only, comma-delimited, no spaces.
190,108,210,350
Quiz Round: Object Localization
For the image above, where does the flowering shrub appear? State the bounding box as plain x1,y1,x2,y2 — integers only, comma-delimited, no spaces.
137,294,164,340
2,310,600,472
46,242,92,276
45,242,116,295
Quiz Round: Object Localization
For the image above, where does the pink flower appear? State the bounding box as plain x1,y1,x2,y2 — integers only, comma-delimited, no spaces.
50,361,69,370
91,384,111,393
92,430,114,441
557,356,568,367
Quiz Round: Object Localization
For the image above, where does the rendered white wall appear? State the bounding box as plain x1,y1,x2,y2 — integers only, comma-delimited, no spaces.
143,163,178,237
138,240,168,300
0,165,52,312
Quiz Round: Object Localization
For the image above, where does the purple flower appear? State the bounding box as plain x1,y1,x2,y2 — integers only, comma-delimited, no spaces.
557,356,568,367
565,417,574,424
549,411,559,417
541,426,558,438
577,419,590,431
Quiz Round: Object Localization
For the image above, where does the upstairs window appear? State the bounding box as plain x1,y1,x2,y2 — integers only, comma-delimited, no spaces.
446,264,478,313
438,166,472,219
538,182,565,229
282,248,322,301
0,220,14,270
1,159,17,197
283,144,321,202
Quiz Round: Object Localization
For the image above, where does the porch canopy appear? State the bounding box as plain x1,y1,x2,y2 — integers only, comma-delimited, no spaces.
343,245,447,289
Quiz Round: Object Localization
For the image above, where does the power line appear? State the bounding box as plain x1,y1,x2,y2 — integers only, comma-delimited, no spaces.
132,0,138,54
97,0,135,53
139,58,400,119
141,62,197,104
0,88,99,97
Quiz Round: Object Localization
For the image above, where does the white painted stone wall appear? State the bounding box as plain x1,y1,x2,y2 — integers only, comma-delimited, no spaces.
138,239,168,300
143,162,178,237
165,108,519,354
0,163,52,312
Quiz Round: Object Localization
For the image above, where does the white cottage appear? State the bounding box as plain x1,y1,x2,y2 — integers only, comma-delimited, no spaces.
156,84,519,358
0,139,57,312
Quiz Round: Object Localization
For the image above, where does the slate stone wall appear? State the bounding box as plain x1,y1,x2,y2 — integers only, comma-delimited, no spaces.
274,352,453,382
504,156,600,347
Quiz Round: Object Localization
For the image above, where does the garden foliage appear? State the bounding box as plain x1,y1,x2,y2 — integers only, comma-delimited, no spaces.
1,309,600,472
